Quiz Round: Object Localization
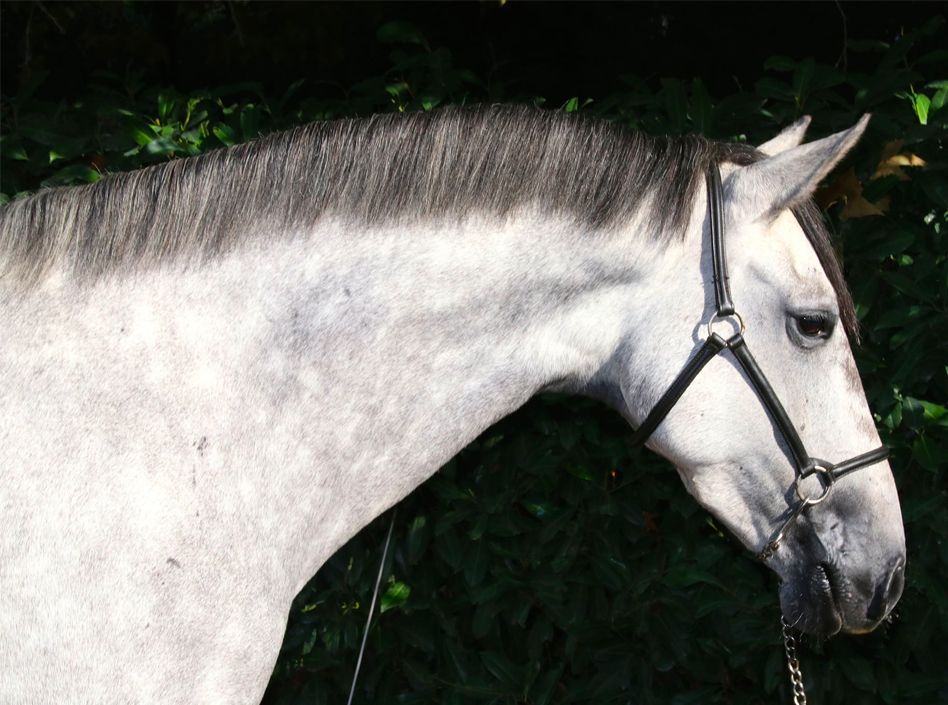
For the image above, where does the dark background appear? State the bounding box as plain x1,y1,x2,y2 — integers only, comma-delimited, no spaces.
1,2,938,105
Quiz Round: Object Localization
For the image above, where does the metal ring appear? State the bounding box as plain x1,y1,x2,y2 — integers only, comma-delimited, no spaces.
706,311,746,339
794,464,833,505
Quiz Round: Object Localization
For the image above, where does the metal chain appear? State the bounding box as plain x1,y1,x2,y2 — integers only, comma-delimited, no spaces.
781,617,808,705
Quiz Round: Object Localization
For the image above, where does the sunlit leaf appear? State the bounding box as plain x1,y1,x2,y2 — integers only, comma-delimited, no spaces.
380,580,411,613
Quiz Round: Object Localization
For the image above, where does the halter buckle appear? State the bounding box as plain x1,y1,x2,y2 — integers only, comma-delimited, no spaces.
706,311,746,340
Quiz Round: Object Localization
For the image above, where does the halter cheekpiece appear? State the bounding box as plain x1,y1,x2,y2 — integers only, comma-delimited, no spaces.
630,165,889,562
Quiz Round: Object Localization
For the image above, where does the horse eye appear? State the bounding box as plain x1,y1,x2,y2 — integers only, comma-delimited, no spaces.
796,313,831,338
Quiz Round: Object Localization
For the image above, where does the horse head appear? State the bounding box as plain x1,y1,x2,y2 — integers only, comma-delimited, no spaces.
609,117,905,637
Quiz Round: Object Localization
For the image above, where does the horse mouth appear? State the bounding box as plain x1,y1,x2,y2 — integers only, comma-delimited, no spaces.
814,562,842,614
781,562,844,637
808,562,844,635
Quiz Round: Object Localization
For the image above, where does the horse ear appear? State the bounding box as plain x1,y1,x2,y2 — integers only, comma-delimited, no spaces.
757,115,811,156
728,114,870,221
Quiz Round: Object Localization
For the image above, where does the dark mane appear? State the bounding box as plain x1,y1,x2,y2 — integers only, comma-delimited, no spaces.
0,104,856,337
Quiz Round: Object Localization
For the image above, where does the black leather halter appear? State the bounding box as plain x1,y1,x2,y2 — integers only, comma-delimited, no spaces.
630,165,889,562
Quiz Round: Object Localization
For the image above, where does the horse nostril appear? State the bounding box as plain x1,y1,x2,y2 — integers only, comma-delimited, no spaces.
866,557,906,622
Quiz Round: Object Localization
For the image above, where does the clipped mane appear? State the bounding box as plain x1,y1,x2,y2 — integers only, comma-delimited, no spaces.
0,104,856,336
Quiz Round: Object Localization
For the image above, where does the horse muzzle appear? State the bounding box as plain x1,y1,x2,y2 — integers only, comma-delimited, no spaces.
779,556,905,637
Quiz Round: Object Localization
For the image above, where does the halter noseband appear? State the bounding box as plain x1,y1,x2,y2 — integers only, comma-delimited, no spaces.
630,165,889,562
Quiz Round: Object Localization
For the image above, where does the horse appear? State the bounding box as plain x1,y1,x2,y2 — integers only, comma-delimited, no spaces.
0,105,905,704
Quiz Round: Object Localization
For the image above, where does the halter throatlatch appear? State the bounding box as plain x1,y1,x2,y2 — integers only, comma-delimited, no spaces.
630,164,889,563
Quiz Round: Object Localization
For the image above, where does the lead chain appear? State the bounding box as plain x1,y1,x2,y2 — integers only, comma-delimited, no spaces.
781,617,808,705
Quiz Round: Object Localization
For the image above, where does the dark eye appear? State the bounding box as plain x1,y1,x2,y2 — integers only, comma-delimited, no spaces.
794,312,833,339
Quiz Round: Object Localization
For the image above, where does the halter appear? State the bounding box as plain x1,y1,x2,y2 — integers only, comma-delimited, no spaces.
630,164,889,562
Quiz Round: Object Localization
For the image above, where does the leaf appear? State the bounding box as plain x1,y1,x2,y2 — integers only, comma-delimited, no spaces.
17,125,86,152
913,93,931,124
917,172,948,209
792,58,816,101
872,305,923,331
873,140,927,181
442,640,470,681
521,499,552,519
463,538,489,586
471,602,501,638
380,580,411,613
129,126,155,147
470,577,514,605
755,77,794,101
529,666,564,705
407,515,429,564
816,168,886,219
859,229,916,260
376,21,427,47
590,555,626,591
480,650,521,688
0,136,29,161
900,395,929,429
40,164,101,188
239,104,262,140
527,617,554,661
157,91,176,122
764,55,796,72
902,493,944,522
212,123,237,146
660,78,688,132
278,78,306,112
690,78,712,133
565,463,593,481
899,398,948,427
912,434,942,472
144,136,186,156
662,566,727,591
420,95,441,111
847,38,889,53
842,656,877,692
384,81,410,99
434,526,463,570
931,86,947,113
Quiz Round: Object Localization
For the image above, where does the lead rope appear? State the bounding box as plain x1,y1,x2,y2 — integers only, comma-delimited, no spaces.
346,510,397,705
781,617,808,705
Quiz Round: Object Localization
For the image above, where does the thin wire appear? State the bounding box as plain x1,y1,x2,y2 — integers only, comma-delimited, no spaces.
346,510,397,705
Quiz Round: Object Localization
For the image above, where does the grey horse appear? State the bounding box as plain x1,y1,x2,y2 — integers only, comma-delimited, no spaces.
0,106,904,703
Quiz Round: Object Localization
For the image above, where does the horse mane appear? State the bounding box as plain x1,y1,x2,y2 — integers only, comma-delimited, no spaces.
0,103,856,337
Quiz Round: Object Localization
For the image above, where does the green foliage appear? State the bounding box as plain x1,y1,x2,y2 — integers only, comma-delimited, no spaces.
2,14,946,705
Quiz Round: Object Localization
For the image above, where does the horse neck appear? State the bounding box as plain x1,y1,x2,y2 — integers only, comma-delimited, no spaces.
226,211,669,592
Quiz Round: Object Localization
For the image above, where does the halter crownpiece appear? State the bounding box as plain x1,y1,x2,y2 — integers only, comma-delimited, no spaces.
630,164,889,563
